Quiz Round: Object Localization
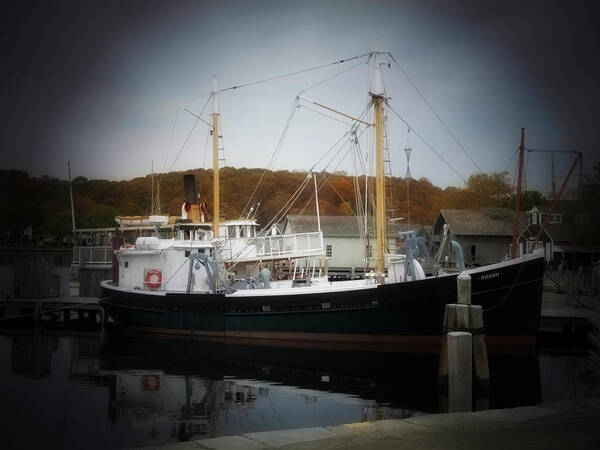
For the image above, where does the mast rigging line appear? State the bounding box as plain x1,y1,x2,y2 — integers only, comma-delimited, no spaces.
387,52,483,173
299,123,370,216
162,92,215,178
503,145,520,173
386,103,467,183
239,98,299,220
219,52,372,92
298,60,366,95
239,60,371,220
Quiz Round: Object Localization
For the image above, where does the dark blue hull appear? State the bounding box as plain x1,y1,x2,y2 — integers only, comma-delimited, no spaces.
100,255,544,347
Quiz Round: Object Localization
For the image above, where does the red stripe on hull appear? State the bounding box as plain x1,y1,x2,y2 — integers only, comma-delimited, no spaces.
118,325,536,354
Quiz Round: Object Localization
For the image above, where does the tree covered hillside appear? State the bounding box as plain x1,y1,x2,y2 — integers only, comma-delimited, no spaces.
0,167,550,244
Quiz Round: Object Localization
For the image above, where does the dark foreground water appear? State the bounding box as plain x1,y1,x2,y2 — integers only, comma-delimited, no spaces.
0,329,598,450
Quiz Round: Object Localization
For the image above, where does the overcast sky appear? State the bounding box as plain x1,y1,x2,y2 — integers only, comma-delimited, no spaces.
1,0,599,193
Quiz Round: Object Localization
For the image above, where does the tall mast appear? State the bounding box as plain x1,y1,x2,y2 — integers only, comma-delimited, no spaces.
511,128,525,259
371,53,387,273
156,178,162,214
212,112,220,237
67,161,76,234
151,160,154,215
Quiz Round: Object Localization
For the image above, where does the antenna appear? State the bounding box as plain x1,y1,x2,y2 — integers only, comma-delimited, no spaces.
404,146,412,226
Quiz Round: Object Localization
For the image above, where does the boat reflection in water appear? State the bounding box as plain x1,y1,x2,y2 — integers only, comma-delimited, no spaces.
0,330,556,449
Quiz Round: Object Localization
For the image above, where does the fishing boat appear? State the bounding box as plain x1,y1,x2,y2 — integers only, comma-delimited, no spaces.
100,50,544,348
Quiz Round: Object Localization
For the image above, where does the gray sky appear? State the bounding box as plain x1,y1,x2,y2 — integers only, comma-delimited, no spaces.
2,0,599,192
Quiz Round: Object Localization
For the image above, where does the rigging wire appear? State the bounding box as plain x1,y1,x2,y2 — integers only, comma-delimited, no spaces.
387,52,483,173
239,62,371,220
219,52,372,92
160,107,181,175
386,103,467,183
164,92,214,176
239,98,299,219
299,105,353,126
298,60,366,95
503,145,520,173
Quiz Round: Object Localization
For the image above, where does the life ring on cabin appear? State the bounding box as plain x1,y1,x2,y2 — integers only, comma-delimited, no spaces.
144,269,162,290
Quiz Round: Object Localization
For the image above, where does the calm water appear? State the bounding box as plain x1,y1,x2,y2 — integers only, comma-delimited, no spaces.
0,328,598,450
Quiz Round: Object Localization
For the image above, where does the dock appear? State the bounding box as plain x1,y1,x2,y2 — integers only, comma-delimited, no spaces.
540,291,598,333
130,398,600,449
0,295,104,325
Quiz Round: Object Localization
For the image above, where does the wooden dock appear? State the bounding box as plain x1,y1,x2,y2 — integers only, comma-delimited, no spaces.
0,295,104,326
540,291,598,333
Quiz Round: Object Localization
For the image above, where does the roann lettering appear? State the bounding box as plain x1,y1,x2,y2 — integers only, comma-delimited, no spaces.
480,272,500,280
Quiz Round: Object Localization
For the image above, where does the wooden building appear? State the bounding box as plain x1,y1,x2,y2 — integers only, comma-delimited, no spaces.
283,215,428,278
522,201,599,268
432,209,525,267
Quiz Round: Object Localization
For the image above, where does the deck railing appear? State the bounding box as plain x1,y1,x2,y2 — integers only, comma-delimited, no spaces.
72,246,113,266
223,231,325,262
255,231,324,258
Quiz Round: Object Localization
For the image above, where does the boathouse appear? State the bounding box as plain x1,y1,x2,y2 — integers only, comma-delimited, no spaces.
432,208,523,266
522,201,599,268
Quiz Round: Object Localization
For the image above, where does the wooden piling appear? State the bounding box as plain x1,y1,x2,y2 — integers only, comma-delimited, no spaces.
448,331,472,412
438,272,490,387
470,305,490,386
457,273,471,304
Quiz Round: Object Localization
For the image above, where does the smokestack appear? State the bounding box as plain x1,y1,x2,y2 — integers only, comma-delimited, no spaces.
183,174,197,204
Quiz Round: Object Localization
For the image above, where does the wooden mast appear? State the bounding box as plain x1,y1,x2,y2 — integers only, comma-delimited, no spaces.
511,128,525,259
371,53,387,274
374,94,386,273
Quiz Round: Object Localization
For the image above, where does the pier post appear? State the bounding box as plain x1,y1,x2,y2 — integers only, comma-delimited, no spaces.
470,305,490,386
457,273,471,304
439,273,490,388
448,331,472,412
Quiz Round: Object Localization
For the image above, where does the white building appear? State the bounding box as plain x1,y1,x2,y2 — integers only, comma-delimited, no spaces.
282,215,425,278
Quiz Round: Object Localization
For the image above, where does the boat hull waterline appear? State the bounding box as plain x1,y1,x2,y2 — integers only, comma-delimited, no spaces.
100,255,544,347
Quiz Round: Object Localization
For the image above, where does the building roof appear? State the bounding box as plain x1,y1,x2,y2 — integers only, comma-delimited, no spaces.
545,223,599,245
284,215,422,238
438,208,525,237
531,200,593,215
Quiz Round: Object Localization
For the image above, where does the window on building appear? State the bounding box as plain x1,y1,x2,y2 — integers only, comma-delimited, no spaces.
367,244,372,258
326,244,332,258
549,214,562,224
529,213,538,225
470,245,476,257
575,214,589,224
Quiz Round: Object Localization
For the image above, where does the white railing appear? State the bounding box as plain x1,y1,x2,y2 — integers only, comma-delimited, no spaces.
72,246,113,265
222,231,325,262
